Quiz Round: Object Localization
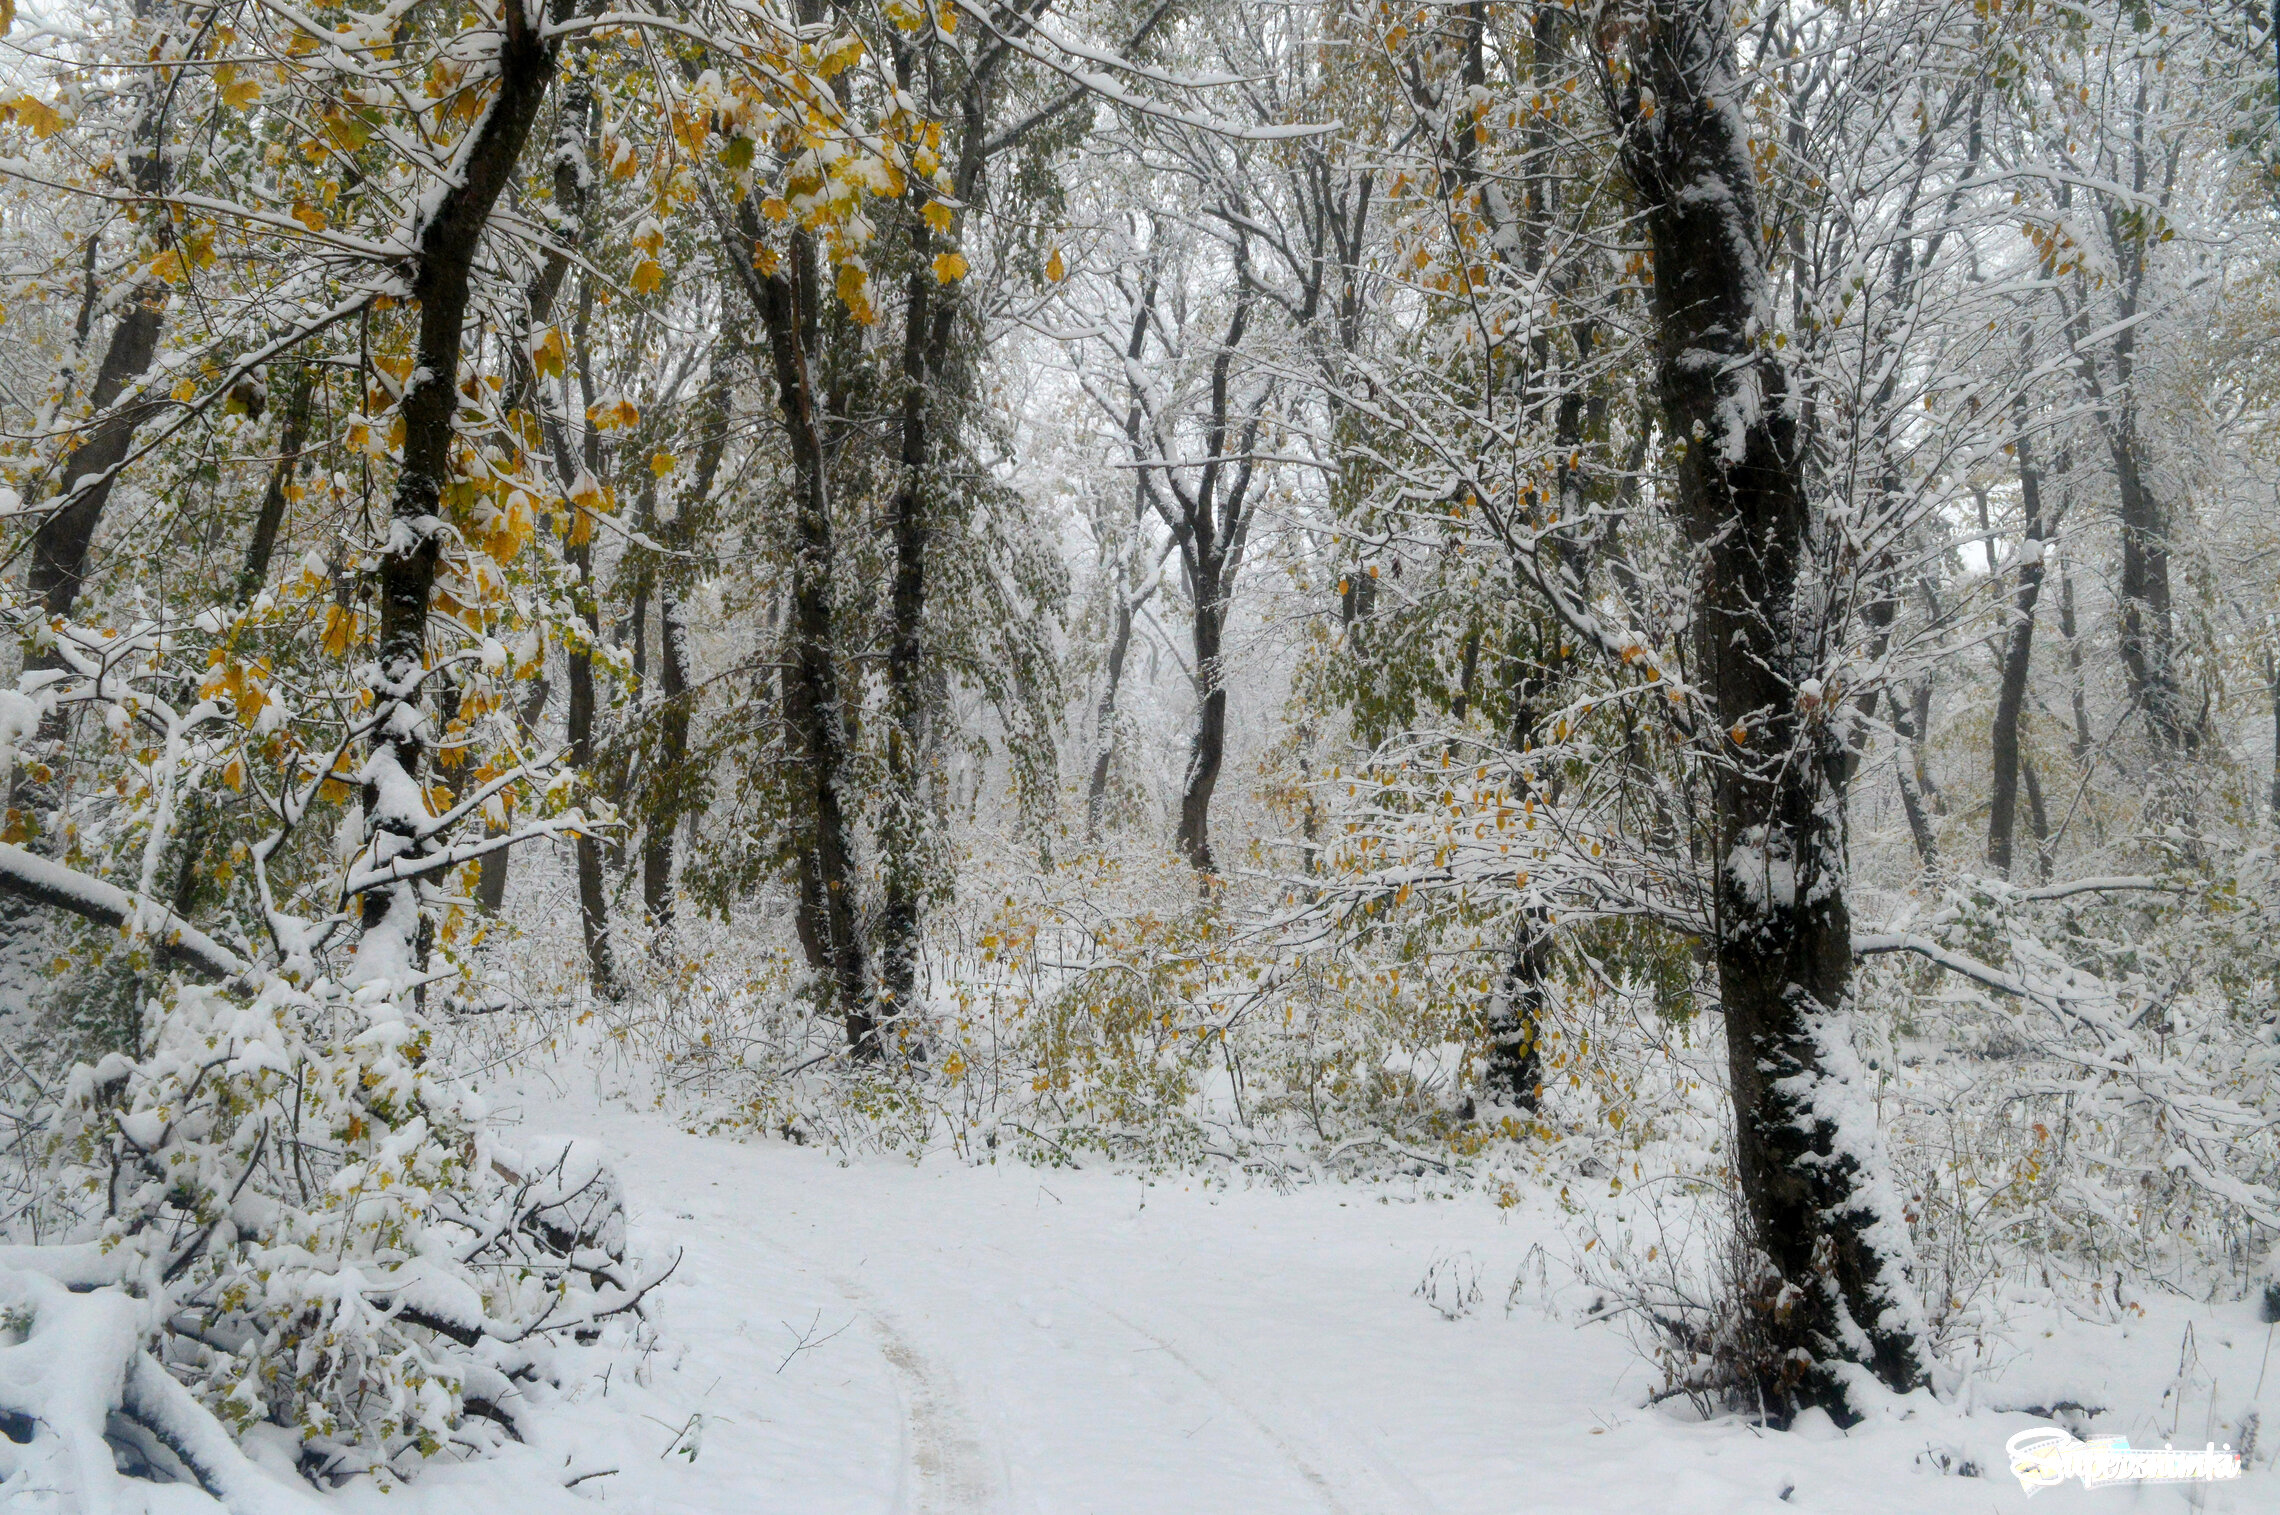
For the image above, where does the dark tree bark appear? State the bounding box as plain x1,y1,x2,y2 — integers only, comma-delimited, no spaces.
564,275,618,999
1605,0,1927,1422
1987,410,2050,877
28,80,172,631
2058,545,2093,764
718,200,875,1052
476,663,548,915
1157,240,1262,877
360,0,570,980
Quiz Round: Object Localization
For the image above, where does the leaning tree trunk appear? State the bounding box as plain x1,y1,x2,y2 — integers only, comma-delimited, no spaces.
359,0,567,986
1606,0,1927,1423
1086,564,1139,842
0,42,178,965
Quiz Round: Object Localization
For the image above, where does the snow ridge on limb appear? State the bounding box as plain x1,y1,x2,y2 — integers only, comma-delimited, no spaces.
0,841,248,983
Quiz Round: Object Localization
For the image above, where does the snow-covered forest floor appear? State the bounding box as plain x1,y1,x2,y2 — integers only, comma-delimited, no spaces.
324,1048,2273,1515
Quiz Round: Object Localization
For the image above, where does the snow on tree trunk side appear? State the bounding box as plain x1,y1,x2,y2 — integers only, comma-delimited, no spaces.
357,0,571,997
1602,0,1928,1421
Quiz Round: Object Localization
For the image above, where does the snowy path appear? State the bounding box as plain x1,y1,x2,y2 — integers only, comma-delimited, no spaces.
360,1090,2274,1515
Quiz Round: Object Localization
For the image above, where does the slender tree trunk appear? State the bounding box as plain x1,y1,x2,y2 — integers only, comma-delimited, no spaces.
2111,427,2190,751
167,368,318,919
640,348,733,952
233,366,314,608
563,277,618,1000
480,71,592,923
739,223,874,1053
1608,0,1927,1421
2267,646,2280,829
1987,413,2049,877
1086,584,1137,842
28,67,173,634
2059,547,2093,764
359,0,566,987
477,663,548,914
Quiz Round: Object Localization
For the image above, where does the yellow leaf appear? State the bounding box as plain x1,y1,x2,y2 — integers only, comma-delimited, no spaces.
937,0,957,31
216,64,261,111
630,259,665,295
932,251,968,284
7,93,67,138
150,249,191,286
321,604,356,658
290,200,327,232
531,326,565,379
1045,248,1065,283
921,200,955,234
649,451,677,477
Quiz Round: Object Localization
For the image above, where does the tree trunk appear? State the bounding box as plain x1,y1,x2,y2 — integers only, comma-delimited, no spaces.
1987,415,2049,877
1608,0,1927,1421
1085,586,1136,842
359,0,566,987
639,349,734,952
739,222,874,1054
877,203,961,1037
1176,580,1227,874
233,365,314,608
28,67,173,633
2111,427,2191,751
565,276,617,1000
477,663,548,915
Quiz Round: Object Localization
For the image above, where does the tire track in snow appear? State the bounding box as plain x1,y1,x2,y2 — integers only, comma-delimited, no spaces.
964,1232,1439,1515
828,1276,1000,1515
1089,1299,1444,1515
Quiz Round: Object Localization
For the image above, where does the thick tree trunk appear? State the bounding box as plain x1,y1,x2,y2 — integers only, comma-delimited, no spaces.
877,212,961,1036
1609,0,1927,1422
1176,583,1227,874
1987,418,2049,877
359,0,566,986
